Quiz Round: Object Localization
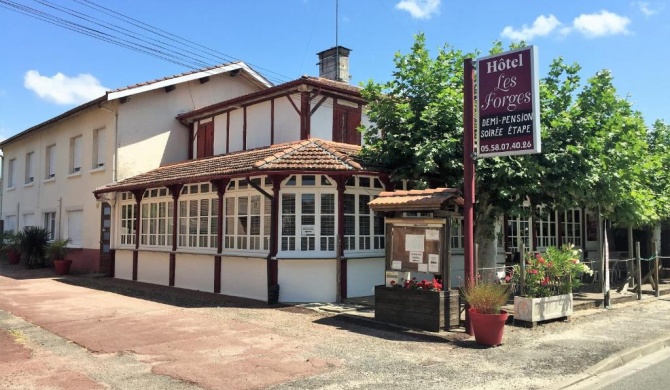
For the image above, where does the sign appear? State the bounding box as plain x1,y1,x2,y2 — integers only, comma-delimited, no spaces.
477,46,540,157
301,225,315,236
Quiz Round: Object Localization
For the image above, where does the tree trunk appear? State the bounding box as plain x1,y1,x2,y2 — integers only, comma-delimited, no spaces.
474,196,499,281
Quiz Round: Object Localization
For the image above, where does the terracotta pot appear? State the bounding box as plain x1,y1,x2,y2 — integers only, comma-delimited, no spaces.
53,259,73,276
469,308,508,347
7,249,21,265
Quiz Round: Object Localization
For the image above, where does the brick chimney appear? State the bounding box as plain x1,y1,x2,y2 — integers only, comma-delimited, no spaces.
316,46,351,83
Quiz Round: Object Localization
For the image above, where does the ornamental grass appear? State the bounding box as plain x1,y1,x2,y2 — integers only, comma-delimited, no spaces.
460,278,511,315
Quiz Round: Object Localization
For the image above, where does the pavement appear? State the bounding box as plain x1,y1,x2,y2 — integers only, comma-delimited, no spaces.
2,260,670,390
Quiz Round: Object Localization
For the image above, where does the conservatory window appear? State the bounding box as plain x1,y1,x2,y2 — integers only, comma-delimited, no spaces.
223,178,271,252
178,185,218,249
561,209,582,246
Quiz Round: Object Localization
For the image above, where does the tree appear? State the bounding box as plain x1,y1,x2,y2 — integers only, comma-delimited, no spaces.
361,34,661,270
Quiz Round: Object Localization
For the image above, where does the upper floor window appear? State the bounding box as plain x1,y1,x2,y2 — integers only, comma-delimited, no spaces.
25,152,34,184
333,102,362,145
93,127,106,169
196,121,214,158
7,158,16,188
45,144,56,179
70,135,82,174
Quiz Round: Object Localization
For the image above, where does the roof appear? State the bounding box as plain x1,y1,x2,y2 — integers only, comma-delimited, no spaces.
368,188,463,212
107,61,271,100
94,138,383,194
0,62,271,148
177,75,363,123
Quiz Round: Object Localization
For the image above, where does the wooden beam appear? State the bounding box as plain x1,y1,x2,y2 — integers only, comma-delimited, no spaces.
287,95,300,115
310,96,328,116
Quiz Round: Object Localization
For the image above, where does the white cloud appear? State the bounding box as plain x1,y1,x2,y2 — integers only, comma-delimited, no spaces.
501,14,562,41
633,1,660,16
500,10,631,40
571,10,631,38
395,0,440,20
24,70,108,105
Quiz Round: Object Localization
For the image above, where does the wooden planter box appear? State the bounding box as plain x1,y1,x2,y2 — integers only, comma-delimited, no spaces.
374,285,460,332
513,293,573,324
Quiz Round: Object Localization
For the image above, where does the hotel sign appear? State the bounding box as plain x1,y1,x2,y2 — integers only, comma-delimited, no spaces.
477,46,540,157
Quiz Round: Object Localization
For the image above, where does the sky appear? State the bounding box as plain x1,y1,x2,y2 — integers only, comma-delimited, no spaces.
0,0,668,141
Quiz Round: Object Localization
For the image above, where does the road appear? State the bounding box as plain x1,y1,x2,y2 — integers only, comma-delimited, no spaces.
566,347,670,390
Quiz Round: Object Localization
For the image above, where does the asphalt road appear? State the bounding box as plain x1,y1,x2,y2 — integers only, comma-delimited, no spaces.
566,347,670,390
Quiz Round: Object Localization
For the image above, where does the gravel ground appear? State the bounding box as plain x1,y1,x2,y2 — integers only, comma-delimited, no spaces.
2,264,670,390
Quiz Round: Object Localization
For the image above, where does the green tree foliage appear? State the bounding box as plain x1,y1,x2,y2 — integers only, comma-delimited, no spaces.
361,34,666,252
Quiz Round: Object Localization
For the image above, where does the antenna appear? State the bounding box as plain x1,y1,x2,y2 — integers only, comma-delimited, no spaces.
335,0,339,81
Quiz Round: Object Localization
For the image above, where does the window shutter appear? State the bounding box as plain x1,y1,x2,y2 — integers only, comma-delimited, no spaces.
96,129,106,167
68,210,83,246
73,136,82,171
48,145,56,177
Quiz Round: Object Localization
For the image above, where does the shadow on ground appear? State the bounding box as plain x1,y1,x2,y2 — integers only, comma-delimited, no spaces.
57,276,294,310
312,313,471,344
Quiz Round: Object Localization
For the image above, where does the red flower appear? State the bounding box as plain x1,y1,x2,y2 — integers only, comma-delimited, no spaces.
541,276,550,286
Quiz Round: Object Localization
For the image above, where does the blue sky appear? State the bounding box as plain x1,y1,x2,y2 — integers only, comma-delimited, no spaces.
1,0,668,141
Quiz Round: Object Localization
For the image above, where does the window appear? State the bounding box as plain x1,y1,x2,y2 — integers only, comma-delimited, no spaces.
120,196,137,246
178,183,217,249
7,158,16,188
343,176,385,253
224,179,271,252
67,210,83,247
280,175,337,253
4,215,17,232
451,218,464,249
45,144,56,179
25,152,34,184
93,128,106,168
140,189,172,247
536,210,557,248
561,209,582,246
70,135,82,173
22,213,35,227
196,121,214,158
44,212,56,240
333,102,362,145
507,213,531,252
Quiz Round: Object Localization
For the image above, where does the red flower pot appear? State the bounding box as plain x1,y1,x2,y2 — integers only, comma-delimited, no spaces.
7,249,21,265
54,259,73,276
469,308,508,347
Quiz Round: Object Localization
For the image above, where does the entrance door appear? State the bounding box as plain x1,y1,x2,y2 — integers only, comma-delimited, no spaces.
99,202,112,275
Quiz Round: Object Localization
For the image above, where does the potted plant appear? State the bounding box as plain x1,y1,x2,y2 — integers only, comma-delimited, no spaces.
511,244,593,324
461,278,511,347
48,238,73,275
19,226,51,268
2,231,23,265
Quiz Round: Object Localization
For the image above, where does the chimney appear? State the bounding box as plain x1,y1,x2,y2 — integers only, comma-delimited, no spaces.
316,46,351,83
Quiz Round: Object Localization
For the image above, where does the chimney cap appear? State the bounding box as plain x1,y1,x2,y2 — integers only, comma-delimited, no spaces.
316,46,352,58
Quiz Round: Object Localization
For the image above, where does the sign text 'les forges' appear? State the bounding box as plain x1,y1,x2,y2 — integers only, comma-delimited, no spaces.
476,47,540,157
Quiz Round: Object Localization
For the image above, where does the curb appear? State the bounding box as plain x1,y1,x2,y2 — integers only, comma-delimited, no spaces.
557,334,670,389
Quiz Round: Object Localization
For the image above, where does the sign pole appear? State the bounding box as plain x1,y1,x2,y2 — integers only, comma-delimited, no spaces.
463,58,476,336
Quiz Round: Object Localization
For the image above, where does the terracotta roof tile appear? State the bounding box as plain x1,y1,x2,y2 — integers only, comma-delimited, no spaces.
369,188,463,212
95,139,383,194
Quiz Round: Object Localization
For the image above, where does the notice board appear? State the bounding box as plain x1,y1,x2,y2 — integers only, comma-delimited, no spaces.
386,218,446,273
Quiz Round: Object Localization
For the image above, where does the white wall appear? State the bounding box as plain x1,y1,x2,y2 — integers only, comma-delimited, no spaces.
1,105,116,254
246,101,272,150
116,74,259,180
274,95,301,144
115,250,134,280
221,256,267,301
137,251,170,286
347,257,384,298
228,109,244,153
213,114,228,154
310,98,333,140
278,259,337,303
174,253,215,292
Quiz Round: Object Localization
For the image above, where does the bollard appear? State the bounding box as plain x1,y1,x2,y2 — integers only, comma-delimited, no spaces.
636,242,642,301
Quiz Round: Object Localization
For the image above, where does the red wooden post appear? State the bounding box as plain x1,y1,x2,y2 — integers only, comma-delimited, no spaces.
463,58,476,336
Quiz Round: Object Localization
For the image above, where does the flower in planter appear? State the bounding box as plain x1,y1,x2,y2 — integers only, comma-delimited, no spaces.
511,244,593,298
460,278,511,315
390,277,443,292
